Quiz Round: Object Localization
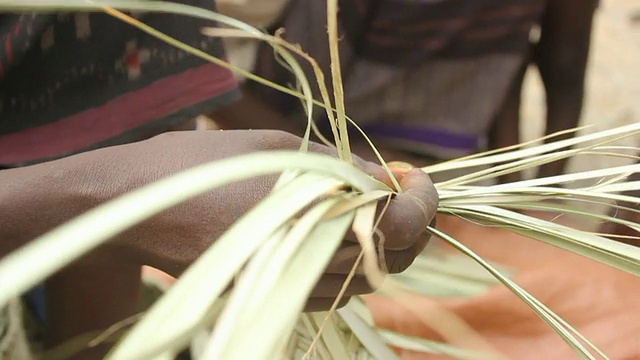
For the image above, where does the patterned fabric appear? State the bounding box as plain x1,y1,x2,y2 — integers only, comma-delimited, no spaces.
250,0,546,159
0,2,239,356
0,4,239,166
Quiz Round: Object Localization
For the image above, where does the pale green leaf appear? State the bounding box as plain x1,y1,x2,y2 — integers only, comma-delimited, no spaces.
108,173,348,359
203,212,355,359
439,205,640,277
337,303,400,360
424,123,640,174
0,151,386,308
205,197,343,357
429,227,604,360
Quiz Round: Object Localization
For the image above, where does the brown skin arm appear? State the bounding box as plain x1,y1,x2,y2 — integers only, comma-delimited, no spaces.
43,120,197,359
534,0,598,178
43,264,141,359
0,130,437,273
0,150,147,359
0,129,437,356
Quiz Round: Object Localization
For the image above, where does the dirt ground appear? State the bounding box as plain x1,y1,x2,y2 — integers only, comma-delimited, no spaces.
521,0,640,173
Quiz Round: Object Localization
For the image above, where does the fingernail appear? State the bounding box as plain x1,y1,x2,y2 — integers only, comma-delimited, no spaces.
387,161,414,174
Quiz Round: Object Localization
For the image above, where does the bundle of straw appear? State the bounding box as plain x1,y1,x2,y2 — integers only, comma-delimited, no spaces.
0,1,638,359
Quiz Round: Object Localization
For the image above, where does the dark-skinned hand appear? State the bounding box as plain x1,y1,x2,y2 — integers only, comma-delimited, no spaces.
0,129,438,311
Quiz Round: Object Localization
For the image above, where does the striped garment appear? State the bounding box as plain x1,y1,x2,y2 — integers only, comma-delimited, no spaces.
249,0,546,159
0,7,239,167
0,3,238,357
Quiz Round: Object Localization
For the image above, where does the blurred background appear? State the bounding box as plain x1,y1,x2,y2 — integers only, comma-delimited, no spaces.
521,0,639,173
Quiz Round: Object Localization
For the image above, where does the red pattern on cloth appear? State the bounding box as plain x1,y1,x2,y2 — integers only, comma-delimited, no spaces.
0,62,236,164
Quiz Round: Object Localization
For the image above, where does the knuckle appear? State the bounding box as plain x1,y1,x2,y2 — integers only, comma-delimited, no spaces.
255,129,301,150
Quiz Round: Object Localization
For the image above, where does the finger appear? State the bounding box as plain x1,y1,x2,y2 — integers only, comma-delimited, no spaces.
385,232,431,273
305,138,426,194
306,141,392,187
380,217,435,274
309,274,373,297
357,160,415,188
304,297,351,312
326,232,430,275
376,168,438,250
324,244,363,274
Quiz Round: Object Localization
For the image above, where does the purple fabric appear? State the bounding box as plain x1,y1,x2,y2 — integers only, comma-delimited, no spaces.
316,119,480,152
361,123,481,151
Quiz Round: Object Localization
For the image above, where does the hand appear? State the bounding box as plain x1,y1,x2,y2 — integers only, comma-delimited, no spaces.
307,165,437,310
4,130,437,310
